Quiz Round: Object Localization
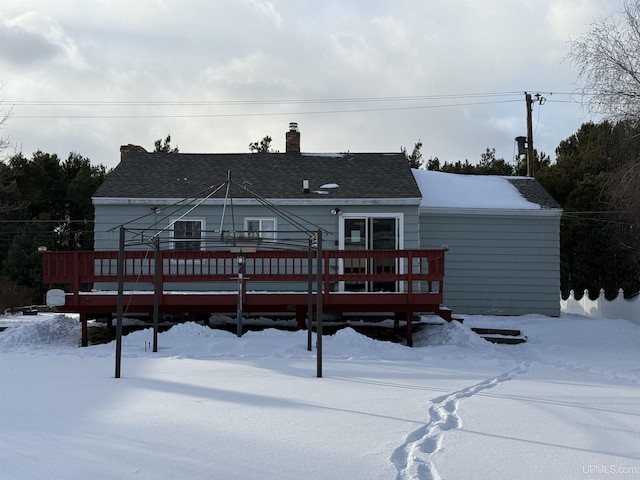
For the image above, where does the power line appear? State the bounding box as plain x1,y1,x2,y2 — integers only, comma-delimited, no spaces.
1,90,592,120
1,90,591,120
2,91,526,107
8,99,523,119
561,211,636,227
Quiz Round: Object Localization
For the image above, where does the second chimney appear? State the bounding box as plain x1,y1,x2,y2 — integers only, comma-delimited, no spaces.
120,144,147,161
285,122,300,153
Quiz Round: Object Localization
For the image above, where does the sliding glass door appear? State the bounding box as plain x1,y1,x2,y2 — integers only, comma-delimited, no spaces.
341,215,402,292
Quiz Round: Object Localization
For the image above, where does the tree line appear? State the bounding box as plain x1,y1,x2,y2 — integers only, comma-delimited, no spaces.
0,135,185,310
0,151,108,310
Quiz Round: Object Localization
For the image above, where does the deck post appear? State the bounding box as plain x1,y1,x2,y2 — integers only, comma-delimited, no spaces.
115,226,124,379
406,311,413,347
316,229,323,378
72,251,80,301
80,313,88,347
153,237,160,352
236,250,245,337
307,238,313,351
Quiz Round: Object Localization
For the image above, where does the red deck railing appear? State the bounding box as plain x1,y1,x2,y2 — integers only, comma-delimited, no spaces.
44,249,444,292
43,248,448,346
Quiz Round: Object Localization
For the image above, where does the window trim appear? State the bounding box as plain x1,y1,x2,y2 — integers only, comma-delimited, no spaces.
337,213,405,293
244,217,277,242
170,218,205,251
338,213,404,250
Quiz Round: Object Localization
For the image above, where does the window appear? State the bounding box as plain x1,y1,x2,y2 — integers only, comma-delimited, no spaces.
245,218,276,241
172,219,203,250
342,216,400,251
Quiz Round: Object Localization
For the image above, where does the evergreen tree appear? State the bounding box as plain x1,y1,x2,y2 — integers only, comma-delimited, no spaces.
401,140,423,169
59,153,108,249
2,217,51,297
154,135,179,153
475,148,514,175
0,150,107,303
538,121,640,298
425,157,441,171
249,135,278,153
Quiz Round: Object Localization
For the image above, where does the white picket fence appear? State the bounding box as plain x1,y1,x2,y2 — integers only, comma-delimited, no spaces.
561,289,640,326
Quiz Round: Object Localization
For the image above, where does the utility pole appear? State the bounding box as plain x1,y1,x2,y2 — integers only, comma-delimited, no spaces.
525,93,534,177
524,92,545,177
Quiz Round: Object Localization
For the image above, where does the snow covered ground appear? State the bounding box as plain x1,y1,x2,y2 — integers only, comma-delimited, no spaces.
1,312,639,480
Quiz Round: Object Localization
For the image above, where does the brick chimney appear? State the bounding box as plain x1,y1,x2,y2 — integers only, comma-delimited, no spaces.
120,144,147,161
285,122,300,153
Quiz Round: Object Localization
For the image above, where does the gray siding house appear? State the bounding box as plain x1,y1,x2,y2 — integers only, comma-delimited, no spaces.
91,125,422,295
413,169,562,316
90,124,561,316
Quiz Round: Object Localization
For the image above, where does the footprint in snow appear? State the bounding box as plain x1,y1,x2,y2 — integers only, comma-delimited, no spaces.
391,362,530,480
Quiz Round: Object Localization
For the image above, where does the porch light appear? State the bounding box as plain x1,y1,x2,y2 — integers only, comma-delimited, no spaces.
331,208,341,215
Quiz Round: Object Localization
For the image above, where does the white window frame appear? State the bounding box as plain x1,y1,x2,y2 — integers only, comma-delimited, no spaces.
337,213,404,292
244,217,277,242
171,218,205,250
338,213,404,250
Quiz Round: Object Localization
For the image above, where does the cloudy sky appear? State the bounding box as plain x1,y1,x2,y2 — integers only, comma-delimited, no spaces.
0,0,620,169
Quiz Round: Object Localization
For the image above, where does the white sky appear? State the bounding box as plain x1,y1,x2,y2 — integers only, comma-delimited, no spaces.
0,0,619,169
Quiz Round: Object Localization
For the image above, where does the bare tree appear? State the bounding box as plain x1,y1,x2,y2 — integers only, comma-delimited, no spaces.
569,1,640,122
0,116,9,154
569,3,640,251
609,160,640,210
0,82,25,214
606,143,640,247
0,81,12,155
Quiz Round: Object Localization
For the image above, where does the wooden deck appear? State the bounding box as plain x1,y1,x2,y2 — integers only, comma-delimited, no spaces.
43,248,450,346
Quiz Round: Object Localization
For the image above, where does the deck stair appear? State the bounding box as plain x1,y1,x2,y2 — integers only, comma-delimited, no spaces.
470,327,527,345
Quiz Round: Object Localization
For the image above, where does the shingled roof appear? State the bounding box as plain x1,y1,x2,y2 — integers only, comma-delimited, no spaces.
506,178,561,209
93,151,422,201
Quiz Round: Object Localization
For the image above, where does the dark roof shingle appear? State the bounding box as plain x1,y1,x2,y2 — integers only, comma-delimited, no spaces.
93,152,421,200
507,178,561,209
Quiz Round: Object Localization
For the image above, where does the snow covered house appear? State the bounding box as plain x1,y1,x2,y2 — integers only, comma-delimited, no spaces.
43,124,561,345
